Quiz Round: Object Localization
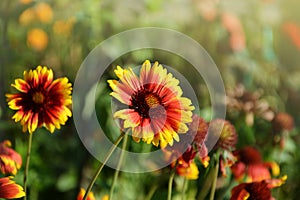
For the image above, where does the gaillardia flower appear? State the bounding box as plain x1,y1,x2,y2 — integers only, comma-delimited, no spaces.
230,176,287,200
0,177,25,199
210,119,238,150
231,146,280,182
0,140,22,175
6,66,72,134
77,188,95,200
108,60,195,148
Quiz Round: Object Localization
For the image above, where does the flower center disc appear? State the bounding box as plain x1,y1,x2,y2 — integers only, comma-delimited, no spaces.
32,92,45,104
145,94,160,108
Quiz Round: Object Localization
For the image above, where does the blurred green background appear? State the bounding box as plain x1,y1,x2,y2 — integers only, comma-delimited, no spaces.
0,0,299,199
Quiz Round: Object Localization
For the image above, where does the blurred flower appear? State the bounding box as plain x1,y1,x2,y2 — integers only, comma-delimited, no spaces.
272,112,294,132
176,161,199,180
6,66,72,134
19,0,32,4
0,177,25,199
210,119,238,150
53,18,76,36
231,146,280,182
195,0,219,21
226,84,274,126
220,150,236,177
19,8,35,26
35,2,53,23
230,176,287,200
0,140,22,175
221,12,246,51
77,188,95,200
283,22,300,50
27,28,49,51
108,60,194,148
102,194,109,200
188,115,210,167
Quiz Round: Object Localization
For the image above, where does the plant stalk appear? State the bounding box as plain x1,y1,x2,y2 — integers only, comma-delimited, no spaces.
23,133,33,200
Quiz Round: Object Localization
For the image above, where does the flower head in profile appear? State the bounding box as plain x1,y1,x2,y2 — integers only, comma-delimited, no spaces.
0,140,22,175
6,66,72,134
108,60,195,148
77,188,95,200
210,119,238,151
230,176,287,200
231,146,280,182
0,177,25,199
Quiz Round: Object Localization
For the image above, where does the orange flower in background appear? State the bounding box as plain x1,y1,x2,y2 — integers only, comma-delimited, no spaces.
221,12,246,51
230,176,286,200
53,18,76,36
27,28,49,51
19,8,35,26
176,161,199,180
0,177,25,199
6,66,72,134
231,146,280,182
35,2,53,23
0,140,22,175
77,188,95,200
283,22,300,50
19,0,32,4
108,60,195,148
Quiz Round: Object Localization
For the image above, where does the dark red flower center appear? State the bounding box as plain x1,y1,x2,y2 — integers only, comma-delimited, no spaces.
130,89,163,119
32,92,45,104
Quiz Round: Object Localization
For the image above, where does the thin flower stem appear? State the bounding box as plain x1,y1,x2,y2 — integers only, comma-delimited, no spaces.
83,131,125,200
109,132,128,200
167,166,177,200
145,183,159,200
181,178,188,200
23,133,33,200
209,152,220,200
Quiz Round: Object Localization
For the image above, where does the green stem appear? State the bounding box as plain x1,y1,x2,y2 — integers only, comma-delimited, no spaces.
167,167,176,200
209,153,220,200
181,178,188,200
83,132,125,200
23,133,33,200
145,184,159,200
109,132,128,200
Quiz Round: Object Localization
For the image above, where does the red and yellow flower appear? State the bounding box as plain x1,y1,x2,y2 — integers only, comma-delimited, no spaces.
0,177,25,199
231,146,280,182
230,176,287,200
77,188,95,200
0,140,22,175
108,60,195,148
6,66,72,134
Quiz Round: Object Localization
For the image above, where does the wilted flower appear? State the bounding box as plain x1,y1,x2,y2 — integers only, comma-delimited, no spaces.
230,176,287,200
210,119,238,150
77,188,95,200
0,140,22,175
0,177,25,199
27,28,49,51
231,146,280,182
272,112,294,132
108,60,194,148
226,84,274,126
6,66,72,134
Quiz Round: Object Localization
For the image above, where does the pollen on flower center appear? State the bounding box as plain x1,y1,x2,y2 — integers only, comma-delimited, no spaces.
130,89,162,119
32,92,45,104
145,94,160,108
